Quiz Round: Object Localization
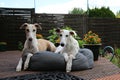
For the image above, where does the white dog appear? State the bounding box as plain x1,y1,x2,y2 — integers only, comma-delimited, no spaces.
16,23,56,71
55,29,79,72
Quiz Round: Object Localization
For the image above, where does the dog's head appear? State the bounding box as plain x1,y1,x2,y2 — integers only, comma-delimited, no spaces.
20,23,42,42
56,28,77,47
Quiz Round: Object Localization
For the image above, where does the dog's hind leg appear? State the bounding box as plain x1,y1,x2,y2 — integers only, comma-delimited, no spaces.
49,42,56,52
16,58,23,72
23,53,33,70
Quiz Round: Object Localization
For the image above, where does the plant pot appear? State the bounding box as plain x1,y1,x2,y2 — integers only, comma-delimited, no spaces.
83,44,101,61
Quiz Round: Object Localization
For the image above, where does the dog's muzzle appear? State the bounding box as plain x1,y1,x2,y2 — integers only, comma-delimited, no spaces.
57,43,65,47
60,43,65,47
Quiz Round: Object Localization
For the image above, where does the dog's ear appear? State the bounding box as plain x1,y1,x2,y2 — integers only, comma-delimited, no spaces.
55,28,61,33
34,23,42,30
69,31,77,36
20,23,28,29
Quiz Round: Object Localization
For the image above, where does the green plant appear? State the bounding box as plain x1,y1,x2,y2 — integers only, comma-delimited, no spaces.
0,42,7,51
116,10,120,18
0,42,7,45
47,28,58,44
83,31,101,44
18,41,23,51
89,7,115,18
114,48,120,67
69,8,85,14
78,40,85,48
105,48,120,68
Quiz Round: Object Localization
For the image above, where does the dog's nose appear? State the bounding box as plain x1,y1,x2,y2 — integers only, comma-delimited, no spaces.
29,38,32,41
60,43,65,47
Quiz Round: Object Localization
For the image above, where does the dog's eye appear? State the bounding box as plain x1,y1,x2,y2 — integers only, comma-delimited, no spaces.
66,35,68,37
26,29,29,32
33,29,36,32
60,34,62,37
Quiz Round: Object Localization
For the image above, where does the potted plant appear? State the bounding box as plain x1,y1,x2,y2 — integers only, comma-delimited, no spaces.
0,42,7,51
83,31,102,61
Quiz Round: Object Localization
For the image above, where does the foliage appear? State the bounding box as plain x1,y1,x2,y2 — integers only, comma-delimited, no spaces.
0,42,7,45
88,7,115,18
114,48,120,67
83,31,101,44
69,8,85,14
0,42,7,51
47,28,59,43
62,26,72,30
18,41,23,51
105,48,120,68
36,34,43,39
116,10,120,18
47,26,84,47
78,40,85,48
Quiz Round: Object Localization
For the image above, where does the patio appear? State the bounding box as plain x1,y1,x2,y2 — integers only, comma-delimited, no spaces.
0,51,120,80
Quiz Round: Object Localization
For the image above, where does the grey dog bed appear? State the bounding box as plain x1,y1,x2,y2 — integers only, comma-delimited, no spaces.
27,48,94,71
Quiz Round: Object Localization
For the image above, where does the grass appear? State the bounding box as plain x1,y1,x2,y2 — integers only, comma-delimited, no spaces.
111,57,120,67
104,48,120,68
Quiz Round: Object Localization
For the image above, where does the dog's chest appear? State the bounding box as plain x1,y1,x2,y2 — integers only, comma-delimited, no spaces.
24,42,38,53
63,42,79,54
63,45,73,53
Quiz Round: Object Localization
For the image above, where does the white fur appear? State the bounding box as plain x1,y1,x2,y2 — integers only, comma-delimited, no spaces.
16,58,22,71
55,29,79,72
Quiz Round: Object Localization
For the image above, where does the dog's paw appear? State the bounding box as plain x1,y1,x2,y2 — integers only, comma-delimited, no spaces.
16,66,22,72
23,64,28,70
66,70,70,73
66,67,71,73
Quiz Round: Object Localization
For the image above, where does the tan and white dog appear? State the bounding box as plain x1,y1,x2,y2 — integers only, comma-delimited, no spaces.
16,23,56,71
55,29,79,72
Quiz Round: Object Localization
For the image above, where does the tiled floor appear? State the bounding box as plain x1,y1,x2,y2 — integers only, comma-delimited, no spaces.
95,74,120,80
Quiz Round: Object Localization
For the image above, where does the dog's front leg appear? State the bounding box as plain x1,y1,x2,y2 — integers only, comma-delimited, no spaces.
55,46,64,54
66,55,74,72
16,58,23,72
63,53,68,62
24,53,33,70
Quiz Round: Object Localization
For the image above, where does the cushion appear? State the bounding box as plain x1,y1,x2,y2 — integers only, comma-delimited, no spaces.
27,48,94,71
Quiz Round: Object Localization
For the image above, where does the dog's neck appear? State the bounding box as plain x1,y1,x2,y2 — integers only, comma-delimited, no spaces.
63,36,79,53
24,38,38,53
